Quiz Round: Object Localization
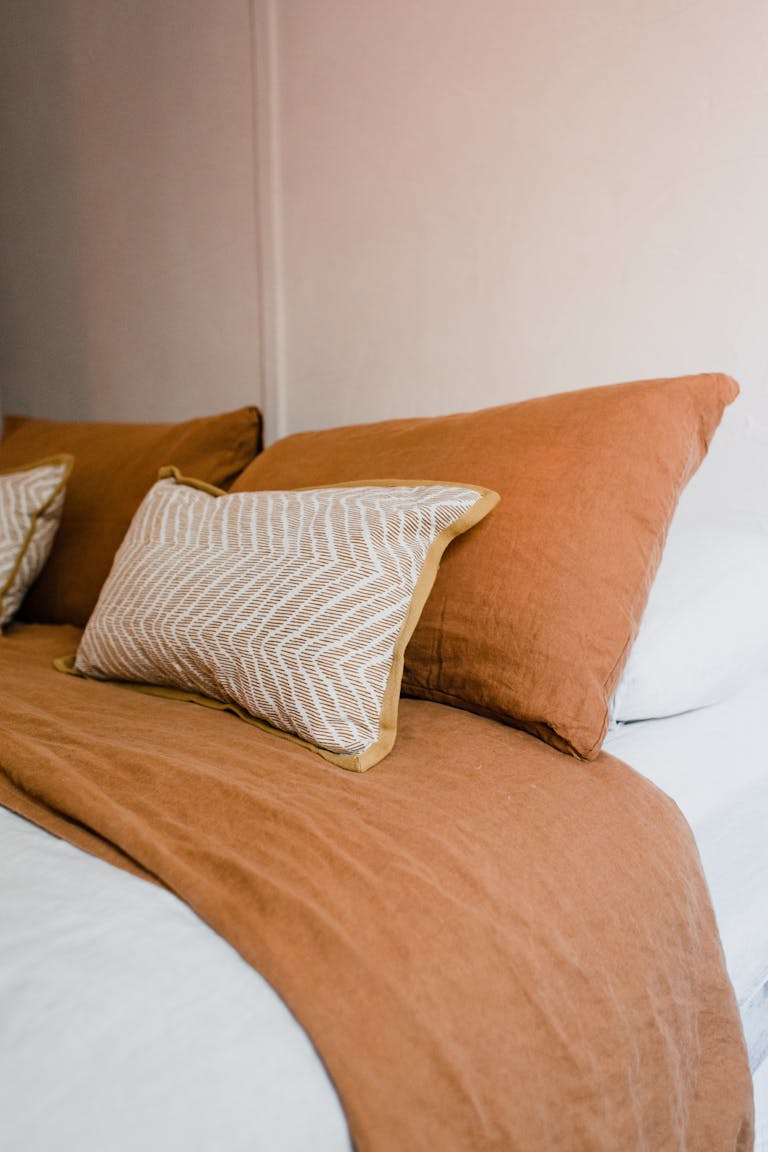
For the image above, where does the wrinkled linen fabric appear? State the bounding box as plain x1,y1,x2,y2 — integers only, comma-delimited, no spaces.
0,625,754,1152
4,673,768,1152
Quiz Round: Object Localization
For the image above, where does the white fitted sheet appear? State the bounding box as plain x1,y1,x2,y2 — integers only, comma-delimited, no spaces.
0,805,351,1152
605,673,768,1147
1,678,766,1150
604,673,768,1075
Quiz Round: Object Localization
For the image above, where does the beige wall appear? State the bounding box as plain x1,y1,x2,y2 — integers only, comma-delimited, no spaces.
0,0,262,422
274,0,768,527
1,1,766,525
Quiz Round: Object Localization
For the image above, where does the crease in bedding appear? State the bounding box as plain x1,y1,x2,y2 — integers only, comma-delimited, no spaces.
744,982,768,1073
0,624,755,1152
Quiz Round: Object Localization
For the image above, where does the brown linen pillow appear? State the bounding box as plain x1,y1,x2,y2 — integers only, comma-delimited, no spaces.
232,374,738,759
0,407,262,626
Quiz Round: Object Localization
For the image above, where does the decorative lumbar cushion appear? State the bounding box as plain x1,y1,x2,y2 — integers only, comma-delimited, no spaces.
0,407,263,627
0,456,73,629
67,468,498,770
231,373,739,760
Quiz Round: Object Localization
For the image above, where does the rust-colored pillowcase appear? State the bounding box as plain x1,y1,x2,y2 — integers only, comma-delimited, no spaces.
232,374,738,759
0,407,262,626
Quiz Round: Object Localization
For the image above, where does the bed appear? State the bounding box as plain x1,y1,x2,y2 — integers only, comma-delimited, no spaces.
0,373,763,1150
1,665,766,1150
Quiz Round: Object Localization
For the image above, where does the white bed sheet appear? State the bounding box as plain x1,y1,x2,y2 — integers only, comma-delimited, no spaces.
0,806,351,1152
605,673,768,1150
1,677,766,1151
604,674,768,1076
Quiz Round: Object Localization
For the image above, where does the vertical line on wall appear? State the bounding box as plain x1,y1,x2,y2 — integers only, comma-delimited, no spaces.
249,0,287,442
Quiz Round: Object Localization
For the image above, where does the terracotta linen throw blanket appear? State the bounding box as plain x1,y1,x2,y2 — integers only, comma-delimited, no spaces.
0,626,754,1150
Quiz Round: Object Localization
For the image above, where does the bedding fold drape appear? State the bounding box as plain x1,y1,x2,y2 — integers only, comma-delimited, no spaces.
0,624,754,1151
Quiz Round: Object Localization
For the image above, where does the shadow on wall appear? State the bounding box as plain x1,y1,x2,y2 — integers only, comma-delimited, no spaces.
0,0,91,420
0,0,262,424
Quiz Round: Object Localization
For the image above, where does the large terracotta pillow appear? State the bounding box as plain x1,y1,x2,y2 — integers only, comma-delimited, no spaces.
232,374,738,759
0,408,262,626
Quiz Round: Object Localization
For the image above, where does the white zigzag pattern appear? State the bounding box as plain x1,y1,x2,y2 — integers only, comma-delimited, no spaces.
76,479,483,756
0,462,68,627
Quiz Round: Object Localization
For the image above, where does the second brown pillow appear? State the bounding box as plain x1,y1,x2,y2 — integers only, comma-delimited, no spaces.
0,407,263,626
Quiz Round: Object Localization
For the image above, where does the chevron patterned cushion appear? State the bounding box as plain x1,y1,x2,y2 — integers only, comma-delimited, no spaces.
70,468,498,770
0,456,73,628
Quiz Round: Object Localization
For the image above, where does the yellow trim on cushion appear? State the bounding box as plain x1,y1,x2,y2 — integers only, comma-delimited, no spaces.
55,653,384,772
0,454,74,619
60,469,499,771
156,464,227,497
